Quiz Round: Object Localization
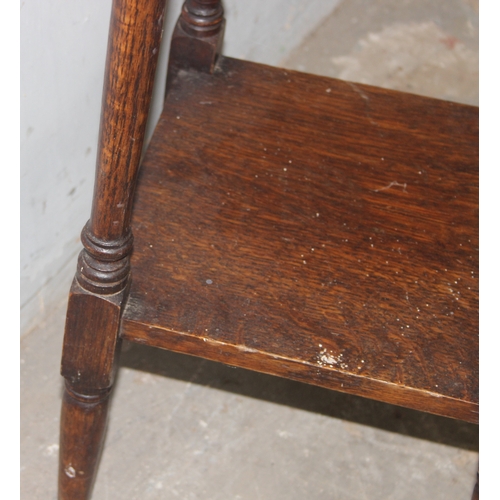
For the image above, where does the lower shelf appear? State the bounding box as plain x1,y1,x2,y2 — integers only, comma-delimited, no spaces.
120,56,478,423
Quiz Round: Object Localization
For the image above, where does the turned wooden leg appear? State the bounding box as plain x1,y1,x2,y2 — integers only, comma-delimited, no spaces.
57,0,167,497
58,275,127,500
58,384,112,500
166,0,225,93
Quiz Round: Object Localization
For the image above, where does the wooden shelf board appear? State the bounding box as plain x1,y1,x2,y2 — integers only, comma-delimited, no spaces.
120,56,478,423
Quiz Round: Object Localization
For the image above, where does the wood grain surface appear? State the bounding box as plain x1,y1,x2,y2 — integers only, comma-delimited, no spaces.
89,0,165,241
120,56,478,423
59,0,167,498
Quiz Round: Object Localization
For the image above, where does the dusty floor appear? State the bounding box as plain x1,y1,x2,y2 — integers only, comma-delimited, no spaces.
283,0,478,106
21,0,478,499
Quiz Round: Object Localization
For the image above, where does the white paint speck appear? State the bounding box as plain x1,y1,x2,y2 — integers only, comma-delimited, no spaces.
65,466,76,478
317,348,346,367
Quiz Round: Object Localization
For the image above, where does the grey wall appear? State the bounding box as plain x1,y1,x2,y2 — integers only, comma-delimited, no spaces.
21,0,341,335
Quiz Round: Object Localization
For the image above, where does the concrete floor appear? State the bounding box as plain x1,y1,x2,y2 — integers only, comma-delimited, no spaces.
283,0,478,106
21,0,478,499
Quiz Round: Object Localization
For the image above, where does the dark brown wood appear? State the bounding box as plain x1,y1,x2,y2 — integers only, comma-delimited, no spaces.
166,0,225,92
180,0,224,37
89,0,166,244
58,0,166,498
58,384,111,500
59,0,478,496
121,56,478,424
61,280,127,392
59,281,128,500
472,471,479,500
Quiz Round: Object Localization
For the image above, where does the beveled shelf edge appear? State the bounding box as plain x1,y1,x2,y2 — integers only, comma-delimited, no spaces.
120,318,478,424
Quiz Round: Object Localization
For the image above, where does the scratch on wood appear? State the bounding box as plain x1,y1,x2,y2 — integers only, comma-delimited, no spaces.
347,82,378,126
373,181,408,192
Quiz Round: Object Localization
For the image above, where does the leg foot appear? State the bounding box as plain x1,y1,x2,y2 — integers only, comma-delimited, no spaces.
472,470,479,500
58,382,112,500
